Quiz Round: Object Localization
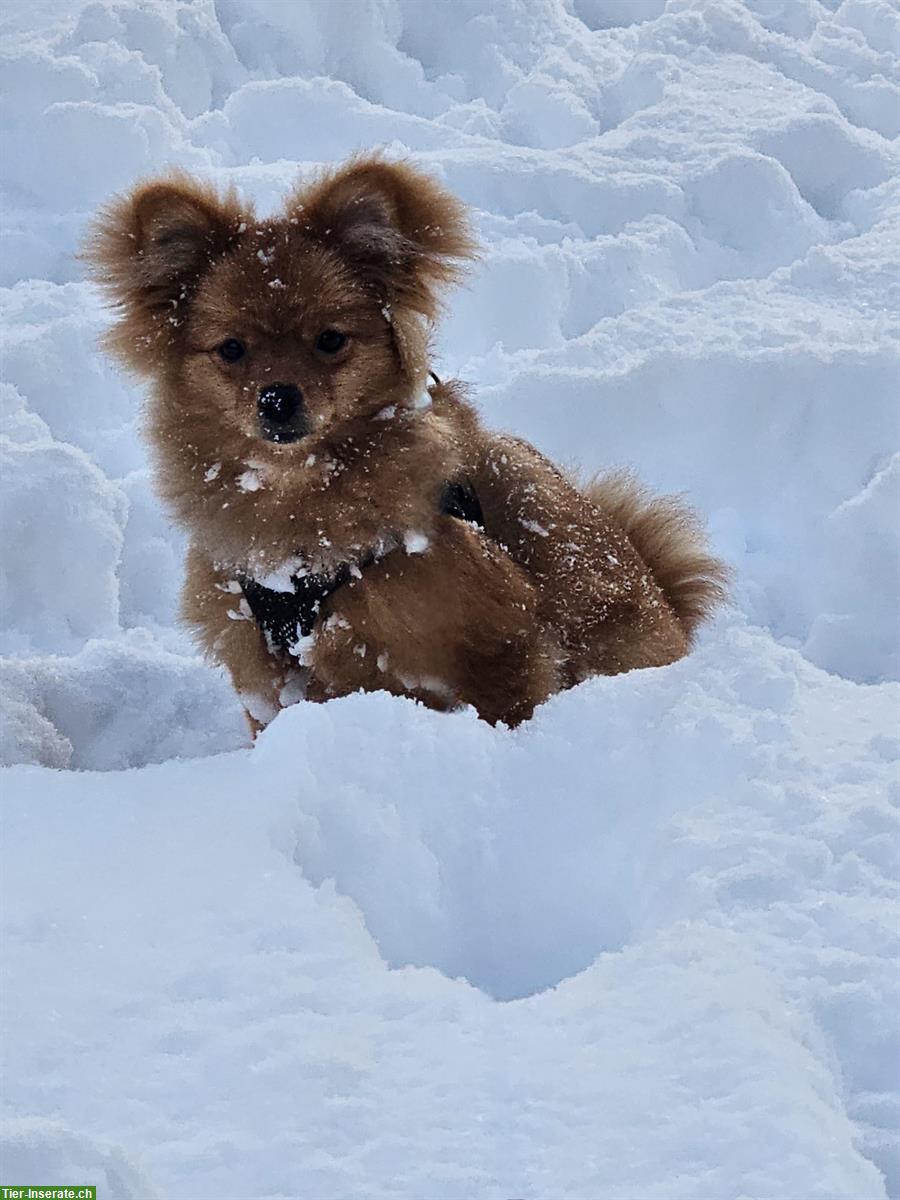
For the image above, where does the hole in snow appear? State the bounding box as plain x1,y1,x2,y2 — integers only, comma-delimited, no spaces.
293,823,633,1001
572,0,667,32
276,694,668,1001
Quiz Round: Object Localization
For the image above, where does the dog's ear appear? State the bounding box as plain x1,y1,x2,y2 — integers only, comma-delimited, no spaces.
295,158,477,322
84,174,246,373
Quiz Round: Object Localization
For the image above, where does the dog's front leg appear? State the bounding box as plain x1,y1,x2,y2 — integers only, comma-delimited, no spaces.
308,518,560,726
181,543,288,736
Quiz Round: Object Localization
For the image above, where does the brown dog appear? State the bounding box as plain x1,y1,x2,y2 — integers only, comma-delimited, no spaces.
86,157,726,731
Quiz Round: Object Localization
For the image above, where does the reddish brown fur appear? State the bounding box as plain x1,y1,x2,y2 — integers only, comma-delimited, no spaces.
584,472,728,646
85,155,727,730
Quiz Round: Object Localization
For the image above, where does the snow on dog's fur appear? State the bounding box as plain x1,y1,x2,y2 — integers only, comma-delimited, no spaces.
86,156,726,730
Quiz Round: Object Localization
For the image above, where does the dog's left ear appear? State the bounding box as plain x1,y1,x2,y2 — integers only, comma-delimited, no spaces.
295,158,477,322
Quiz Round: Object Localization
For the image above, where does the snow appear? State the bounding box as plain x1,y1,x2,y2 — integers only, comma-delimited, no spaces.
236,467,262,492
403,529,430,554
3,632,898,1197
1,1,898,1196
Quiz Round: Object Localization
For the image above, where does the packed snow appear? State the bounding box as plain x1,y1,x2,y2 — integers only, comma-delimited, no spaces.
1,1,898,1197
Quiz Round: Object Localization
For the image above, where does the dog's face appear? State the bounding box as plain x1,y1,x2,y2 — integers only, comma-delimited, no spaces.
86,159,476,461
181,230,400,450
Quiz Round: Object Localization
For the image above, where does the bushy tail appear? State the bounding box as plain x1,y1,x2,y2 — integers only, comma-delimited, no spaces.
585,471,729,644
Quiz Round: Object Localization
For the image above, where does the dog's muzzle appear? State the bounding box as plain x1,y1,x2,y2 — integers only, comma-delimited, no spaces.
257,383,309,443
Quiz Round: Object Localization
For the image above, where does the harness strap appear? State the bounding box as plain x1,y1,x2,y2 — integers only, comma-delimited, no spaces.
239,565,352,653
439,478,483,527
240,477,483,654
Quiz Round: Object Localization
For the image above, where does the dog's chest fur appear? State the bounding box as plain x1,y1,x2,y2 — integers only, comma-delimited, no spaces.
153,396,468,577
238,478,485,654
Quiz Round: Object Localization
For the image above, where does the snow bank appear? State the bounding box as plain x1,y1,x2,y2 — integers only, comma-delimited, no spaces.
3,625,898,1198
0,436,126,654
2,0,899,1195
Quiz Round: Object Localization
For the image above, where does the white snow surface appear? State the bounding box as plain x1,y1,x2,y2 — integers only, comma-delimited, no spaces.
1,1,899,1197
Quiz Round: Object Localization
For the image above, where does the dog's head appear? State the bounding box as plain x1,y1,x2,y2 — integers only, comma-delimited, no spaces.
85,158,476,451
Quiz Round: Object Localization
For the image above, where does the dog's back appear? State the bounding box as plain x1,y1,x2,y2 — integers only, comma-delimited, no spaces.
453,402,727,683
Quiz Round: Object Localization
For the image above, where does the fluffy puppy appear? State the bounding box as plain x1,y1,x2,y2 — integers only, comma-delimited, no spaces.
86,156,726,731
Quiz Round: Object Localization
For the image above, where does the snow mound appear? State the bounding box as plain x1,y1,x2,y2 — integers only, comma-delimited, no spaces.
0,1119,159,1200
2,0,899,1195
0,635,246,770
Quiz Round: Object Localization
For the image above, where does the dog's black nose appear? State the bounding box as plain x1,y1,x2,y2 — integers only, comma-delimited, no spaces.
257,383,308,442
258,383,301,425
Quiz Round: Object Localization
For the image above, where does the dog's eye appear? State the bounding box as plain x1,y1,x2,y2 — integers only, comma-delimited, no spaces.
315,329,347,355
218,338,246,363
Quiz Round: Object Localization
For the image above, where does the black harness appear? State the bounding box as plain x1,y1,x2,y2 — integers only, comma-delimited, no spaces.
239,479,484,653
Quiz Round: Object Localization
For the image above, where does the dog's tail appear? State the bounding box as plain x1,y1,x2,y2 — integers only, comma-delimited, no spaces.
585,471,729,645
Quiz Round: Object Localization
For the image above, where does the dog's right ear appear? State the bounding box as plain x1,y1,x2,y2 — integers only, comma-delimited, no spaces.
84,175,246,373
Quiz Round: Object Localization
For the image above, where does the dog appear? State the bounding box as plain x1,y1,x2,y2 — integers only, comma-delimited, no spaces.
86,156,727,731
